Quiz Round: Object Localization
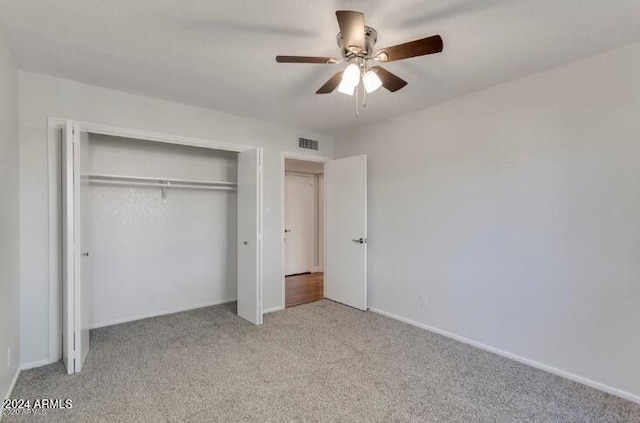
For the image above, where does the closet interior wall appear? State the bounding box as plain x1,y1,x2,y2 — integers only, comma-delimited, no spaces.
84,133,238,328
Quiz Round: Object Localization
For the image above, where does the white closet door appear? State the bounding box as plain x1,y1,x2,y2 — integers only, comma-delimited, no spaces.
77,130,91,371
61,121,75,374
284,173,314,275
325,154,368,311
61,121,91,374
237,148,263,325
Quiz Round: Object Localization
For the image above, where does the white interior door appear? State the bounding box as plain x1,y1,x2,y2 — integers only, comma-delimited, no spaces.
237,148,263,325
325,154,367,311
284,173,314,275
61,121,91,374
61,121,74,374
77,130,91,371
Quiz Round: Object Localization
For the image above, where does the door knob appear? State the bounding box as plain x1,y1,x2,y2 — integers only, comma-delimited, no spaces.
351,238,367,244
82,252,90,257
243,241,248,245
284,229,292,233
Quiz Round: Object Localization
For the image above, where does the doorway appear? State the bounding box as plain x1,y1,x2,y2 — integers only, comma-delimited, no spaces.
284,158,324,307
53,119,263,374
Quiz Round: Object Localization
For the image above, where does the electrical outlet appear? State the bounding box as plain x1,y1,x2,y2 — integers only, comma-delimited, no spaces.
420,294,428,307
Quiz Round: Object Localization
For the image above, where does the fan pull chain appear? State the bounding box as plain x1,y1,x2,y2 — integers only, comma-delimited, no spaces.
362,82,367,109
355,81,359,117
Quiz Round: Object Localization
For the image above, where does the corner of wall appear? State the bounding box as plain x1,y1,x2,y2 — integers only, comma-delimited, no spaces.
0,29,21,404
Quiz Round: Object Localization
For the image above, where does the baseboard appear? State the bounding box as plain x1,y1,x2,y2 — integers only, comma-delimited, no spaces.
263,306,285,314
90,298,237,329
368,307,640,405
0,369,20,422
3,368,20,400
311,267,323,273
20,358,57,371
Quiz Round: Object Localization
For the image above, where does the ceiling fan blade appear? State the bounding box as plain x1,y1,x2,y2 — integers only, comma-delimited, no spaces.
316,72,344,94
371,66,407,92
374,35,443,62
276,56,337,64
336,10,365,52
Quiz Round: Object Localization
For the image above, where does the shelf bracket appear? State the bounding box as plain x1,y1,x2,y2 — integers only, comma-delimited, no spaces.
161,181,170,203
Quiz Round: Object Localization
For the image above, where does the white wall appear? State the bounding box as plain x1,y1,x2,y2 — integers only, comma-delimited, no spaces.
335,41,640,400
0,31,20,399
18,72,333,366
85,134,238,328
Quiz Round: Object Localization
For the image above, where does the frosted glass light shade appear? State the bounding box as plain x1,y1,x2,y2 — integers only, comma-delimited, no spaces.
338,78,356,96
363,70,382,93
342,63,360,87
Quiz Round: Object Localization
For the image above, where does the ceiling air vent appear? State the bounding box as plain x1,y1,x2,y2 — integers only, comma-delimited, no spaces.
298,137,319,151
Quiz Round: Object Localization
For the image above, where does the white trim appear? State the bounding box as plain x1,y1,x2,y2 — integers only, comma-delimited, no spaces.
89,298,238,329
47,117,62,364
1,369,21,421
3,368,20,400
368,307,640,405
283,151,330,163
20,358,58,371
1,370,20,423
47,117,254,153
280,152,331,310
311,266,324,273
47,117,259,364
263,306,285,314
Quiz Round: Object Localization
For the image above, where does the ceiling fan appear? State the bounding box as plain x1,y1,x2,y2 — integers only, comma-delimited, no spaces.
275,10,443,99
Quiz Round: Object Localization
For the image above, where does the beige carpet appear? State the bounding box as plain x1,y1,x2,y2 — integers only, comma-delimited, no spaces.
5,300,639,422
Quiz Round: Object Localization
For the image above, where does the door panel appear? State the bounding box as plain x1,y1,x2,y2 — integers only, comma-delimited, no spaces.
77,131,90,371
61,122,74,375
284,173,314,275
62,121,91,374
325,155,367,310
237,148,263,325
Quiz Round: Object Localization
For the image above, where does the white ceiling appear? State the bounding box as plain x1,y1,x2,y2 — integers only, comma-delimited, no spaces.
1,0,640,133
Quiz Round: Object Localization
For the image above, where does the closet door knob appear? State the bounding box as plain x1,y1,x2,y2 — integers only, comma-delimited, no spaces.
243,241,248,245
82,252,90,257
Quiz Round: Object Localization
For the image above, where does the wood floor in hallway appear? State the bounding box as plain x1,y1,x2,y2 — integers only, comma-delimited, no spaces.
285,272,324,308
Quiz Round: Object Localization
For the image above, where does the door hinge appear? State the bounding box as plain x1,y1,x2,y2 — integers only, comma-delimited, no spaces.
73,332,76,351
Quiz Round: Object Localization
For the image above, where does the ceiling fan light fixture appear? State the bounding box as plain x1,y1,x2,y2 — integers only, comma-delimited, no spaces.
337,78,356,96
342,63,361,87
363,69,382,93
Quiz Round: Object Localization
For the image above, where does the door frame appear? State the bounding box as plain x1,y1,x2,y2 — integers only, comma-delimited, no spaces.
47,117,261,364
279,152,331,311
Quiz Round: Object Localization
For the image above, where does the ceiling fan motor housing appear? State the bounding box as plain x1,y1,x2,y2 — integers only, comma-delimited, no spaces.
337,26,378,59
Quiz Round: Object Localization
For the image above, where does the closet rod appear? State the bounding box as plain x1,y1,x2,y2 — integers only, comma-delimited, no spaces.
84,173,237,188
87,179,237,191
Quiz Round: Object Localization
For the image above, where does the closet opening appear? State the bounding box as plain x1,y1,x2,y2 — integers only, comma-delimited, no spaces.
80,133,239,328
51,120,263,374
282,157,325,307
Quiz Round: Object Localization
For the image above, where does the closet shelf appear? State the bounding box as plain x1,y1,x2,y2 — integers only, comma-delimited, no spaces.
84,173,237,191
